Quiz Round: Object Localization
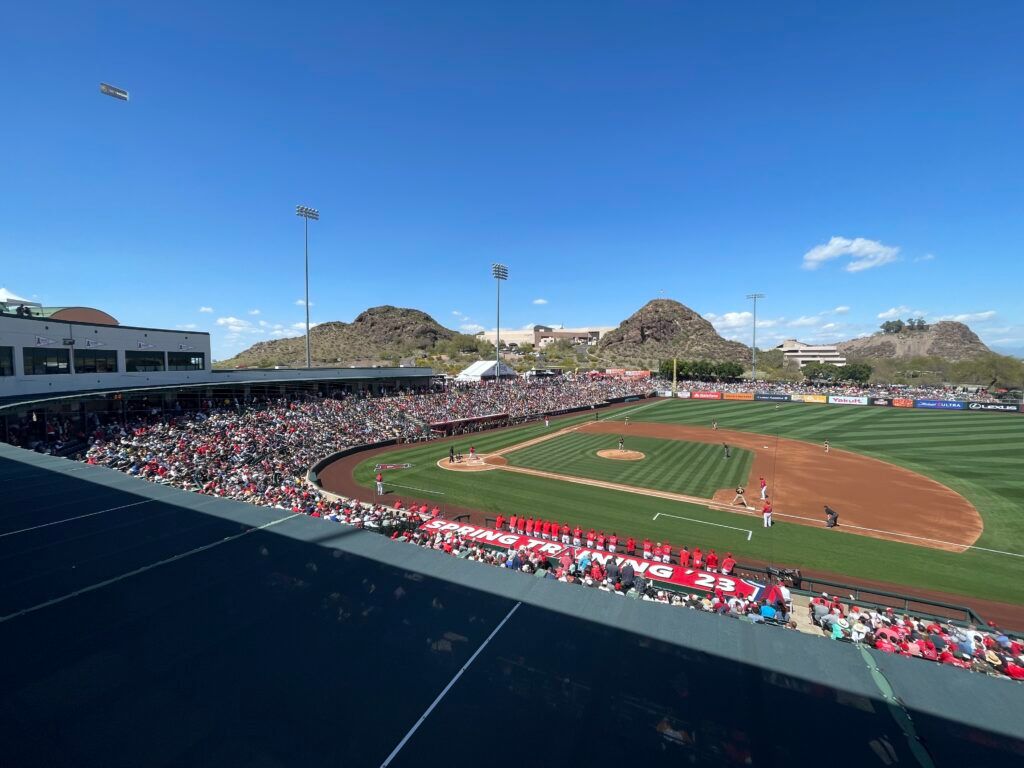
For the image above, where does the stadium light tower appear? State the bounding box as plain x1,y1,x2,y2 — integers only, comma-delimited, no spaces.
296,205,320,368
492,263,508,379
747,293,765,381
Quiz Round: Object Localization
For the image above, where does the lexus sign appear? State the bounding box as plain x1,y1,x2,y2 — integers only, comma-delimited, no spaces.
967,402,1019,412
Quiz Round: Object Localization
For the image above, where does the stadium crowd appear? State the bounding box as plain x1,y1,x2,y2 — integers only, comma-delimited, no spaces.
808,593,1024,680
79,376,653,506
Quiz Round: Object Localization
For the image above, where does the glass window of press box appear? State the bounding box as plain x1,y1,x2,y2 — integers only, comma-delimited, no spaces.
0,346,14,376
23,347,71,375
74,349,118,373
125,351,165,372
167,351,205,371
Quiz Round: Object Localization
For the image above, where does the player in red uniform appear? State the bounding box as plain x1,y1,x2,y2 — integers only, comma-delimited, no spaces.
625,536,636,556
693,547,703,569
596,532,606,551
586,529,596,548
495,514,505,531
705,550,719,572
720,552,736,575
679,546,690,567
561,523,570,544
608,533,619,553
572,526,583,547
541,520,552,540
508,514,517,533
642,538,653,559
525,517,534,535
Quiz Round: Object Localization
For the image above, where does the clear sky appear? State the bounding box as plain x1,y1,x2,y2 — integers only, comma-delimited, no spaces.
3,2,1022,359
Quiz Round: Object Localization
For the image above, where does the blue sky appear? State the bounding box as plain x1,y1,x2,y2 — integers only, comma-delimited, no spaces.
2,2,1022,359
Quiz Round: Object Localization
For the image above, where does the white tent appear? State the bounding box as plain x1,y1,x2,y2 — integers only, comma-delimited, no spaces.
455,360,518,382
0,288,41,307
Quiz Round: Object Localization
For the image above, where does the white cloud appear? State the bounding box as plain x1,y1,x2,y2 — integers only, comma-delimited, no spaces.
532,298,548,305
215,316,262,335
802,236,900,272
788,315,820,327
198,306,214,313
832,306,850,314
914,253,936,262
935,310,997,323
705,311,752,330
460,323,485,333
452,310,465,317
258,320,269,327
295,299,314,307
248,309,261,315
877,306,928,320
289,321,321,332
175,323,198,330
820,322,838,330
756,318,783,328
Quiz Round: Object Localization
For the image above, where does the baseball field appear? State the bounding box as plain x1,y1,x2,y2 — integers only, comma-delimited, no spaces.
335,398,1024,610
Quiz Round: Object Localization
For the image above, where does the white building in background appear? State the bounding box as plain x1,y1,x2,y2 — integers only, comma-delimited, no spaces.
776,339,847,368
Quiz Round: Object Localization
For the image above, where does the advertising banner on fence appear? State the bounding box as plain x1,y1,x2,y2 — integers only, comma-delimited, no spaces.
915,399,966,410
724,392,755,401
828,395,869,406
624,370,651,378
893,398,914,408
793,394,828,403
676,391,692,399
605,368,625,376
870,397,892,407
691,391,722,400
966,401,1019,412
417,519,763,599
755,393,791,402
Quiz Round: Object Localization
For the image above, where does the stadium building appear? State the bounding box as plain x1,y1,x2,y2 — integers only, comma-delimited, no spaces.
776,338,847,368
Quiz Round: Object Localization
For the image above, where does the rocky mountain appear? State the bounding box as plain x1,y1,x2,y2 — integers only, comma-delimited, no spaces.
217,306,456,368
595,299,750,367
837,321,991,362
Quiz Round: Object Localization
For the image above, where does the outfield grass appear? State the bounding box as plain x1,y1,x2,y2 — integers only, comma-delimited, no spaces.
504,432,752,499
352,399,1024,606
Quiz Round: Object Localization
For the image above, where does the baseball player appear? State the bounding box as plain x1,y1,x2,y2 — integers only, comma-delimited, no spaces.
731,485,749,507
449,445,455,464
375,472,384,496
762,499,773,528
824,439,830,454
712,419,718,430
722,442,731,459
624,416,630,428
618,436,625,451
469,445,476,460
759,476,768,500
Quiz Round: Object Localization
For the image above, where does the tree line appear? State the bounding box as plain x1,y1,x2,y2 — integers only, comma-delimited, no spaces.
657,359,745,380
880,318,928,334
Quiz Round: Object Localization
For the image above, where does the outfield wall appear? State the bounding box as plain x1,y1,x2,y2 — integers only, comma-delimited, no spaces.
658,390,1022,413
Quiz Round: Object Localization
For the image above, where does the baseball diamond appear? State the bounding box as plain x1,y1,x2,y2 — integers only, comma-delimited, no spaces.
332,398,1024,614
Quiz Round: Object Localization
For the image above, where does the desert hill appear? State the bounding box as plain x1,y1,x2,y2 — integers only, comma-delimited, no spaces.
216,306,455,368
837,321,991,362
595,299,750,367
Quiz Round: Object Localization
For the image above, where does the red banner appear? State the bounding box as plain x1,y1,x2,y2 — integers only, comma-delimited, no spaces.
623,370,651,378
893,398,914,408
691,391,722,400
418,519,762,599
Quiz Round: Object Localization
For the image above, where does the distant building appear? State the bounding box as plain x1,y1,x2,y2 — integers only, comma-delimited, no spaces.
776,339,846,368
476,325,612,350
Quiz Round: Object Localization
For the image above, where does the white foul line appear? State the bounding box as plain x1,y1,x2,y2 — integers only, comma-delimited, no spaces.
379,601,522,767
0,513,297,624
0,500,154,539
654,512,753,541
384,483,446,496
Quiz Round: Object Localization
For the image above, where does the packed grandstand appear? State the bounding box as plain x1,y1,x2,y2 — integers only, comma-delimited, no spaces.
1,373,1013,682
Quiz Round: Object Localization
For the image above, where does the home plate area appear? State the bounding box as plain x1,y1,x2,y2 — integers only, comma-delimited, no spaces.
437,454,508,472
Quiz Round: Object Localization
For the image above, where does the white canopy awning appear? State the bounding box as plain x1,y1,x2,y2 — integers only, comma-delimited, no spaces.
0,287,41,307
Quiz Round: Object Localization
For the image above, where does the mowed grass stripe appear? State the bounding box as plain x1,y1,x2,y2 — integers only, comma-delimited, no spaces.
504,433,751,499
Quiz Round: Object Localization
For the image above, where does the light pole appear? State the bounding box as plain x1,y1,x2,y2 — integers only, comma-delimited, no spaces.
296,205,320,368
746,293,765,381
492,263,508,379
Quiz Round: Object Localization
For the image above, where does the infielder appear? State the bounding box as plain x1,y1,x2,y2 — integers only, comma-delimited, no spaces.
824,439,830,454
375,471,384,495
618,436,625,451
759,476,768,500
731,485,749,507
762,499,773,528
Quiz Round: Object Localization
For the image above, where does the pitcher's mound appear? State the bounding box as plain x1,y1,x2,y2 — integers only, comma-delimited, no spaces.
597,449,646,461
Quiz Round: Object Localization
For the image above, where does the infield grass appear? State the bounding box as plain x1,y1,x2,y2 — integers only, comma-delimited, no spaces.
504,432,752,499
352,399,1024,608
